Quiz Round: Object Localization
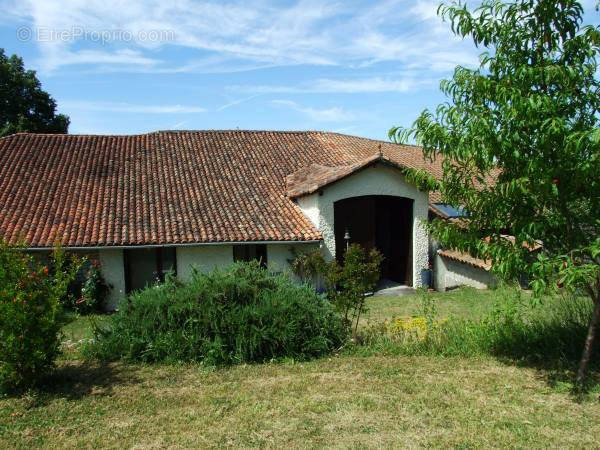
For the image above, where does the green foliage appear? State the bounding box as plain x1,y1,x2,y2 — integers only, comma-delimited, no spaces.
0,48,69,137
391,0,600,285
55,258,83,313
327,244,384,334
77,262,111,314
0,243,80,392
288,247,328,287
86,262,347,365
390,0,600,381
291,244,383,334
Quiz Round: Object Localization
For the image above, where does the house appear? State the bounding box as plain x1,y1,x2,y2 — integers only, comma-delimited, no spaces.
0,130,494,309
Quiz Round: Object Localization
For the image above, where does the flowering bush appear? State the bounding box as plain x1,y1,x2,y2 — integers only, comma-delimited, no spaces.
0,243,80,392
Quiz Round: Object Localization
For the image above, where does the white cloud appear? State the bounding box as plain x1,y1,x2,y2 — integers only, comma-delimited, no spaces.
409,0,442,21
271,100,355,122
39,48,161,72
61,100,206,114
230,76,434,94
310,76,429,93
2,0,479,75
217,94,261,111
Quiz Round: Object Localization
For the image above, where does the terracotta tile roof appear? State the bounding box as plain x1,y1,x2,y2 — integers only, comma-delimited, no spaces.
438,235,542,272
286,154,411,198
438,249,492,271
0,130,442,248
484,235,543,251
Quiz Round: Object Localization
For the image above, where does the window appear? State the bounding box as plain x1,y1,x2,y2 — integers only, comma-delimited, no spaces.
432,203,468,219
233,244,267,268
124,247,177,293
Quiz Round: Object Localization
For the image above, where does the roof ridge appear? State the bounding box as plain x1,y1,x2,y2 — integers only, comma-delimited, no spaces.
0,131,148,138
0,130,421,148
314,130,423,149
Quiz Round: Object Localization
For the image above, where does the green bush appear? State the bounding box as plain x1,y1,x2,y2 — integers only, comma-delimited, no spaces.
288,247,327,288
77,262,111,314
0,244,80,392
291,244,383,334
326,244,383,333
86,262,348,365
59,259,110,314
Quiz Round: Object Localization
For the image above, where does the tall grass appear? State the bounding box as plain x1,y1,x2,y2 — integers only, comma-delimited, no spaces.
353,288,596,368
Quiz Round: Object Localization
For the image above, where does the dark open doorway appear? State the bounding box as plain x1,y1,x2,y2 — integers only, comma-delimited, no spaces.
334,195,413,284
124,247,177,294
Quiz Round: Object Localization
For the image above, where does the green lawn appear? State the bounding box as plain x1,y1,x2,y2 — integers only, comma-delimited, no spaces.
363,286,501,323
2,289,599,449
61,314,106,342
60,313,109,361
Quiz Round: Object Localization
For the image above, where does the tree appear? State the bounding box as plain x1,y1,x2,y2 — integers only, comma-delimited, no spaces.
0,49,69,137
391,0,600,383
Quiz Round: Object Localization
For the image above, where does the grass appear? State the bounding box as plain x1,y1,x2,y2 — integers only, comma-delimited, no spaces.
2,288,599,448
363,286,499,323
2,357,599,448
61,314,106,342
60,313,108,361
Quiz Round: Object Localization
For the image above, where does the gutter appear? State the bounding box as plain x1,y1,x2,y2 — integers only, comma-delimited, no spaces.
24,240,323,251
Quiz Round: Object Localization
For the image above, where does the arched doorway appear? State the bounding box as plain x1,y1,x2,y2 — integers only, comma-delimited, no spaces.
334,195,413,284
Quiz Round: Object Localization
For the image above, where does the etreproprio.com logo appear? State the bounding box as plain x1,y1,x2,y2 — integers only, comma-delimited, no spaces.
16,26,175,45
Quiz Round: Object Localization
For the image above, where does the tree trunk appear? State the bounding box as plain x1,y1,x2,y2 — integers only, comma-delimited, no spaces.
576,293,600,385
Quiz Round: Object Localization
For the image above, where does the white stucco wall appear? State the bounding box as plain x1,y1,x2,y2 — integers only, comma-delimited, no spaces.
296,163,429,288
266,242,321,275
176,245,234,281
98,249,126,310
296,194,320,228
434,253,496,291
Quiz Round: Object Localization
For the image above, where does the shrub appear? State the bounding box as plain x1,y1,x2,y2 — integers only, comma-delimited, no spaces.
59,258,110,314
77,262,111,314
327,245,383,333
86,262,348,365
291,244,383,334
288,248,327,289
0,244,80,392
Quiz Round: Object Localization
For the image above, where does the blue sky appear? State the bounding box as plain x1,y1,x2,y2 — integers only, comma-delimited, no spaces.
1,0,598,140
